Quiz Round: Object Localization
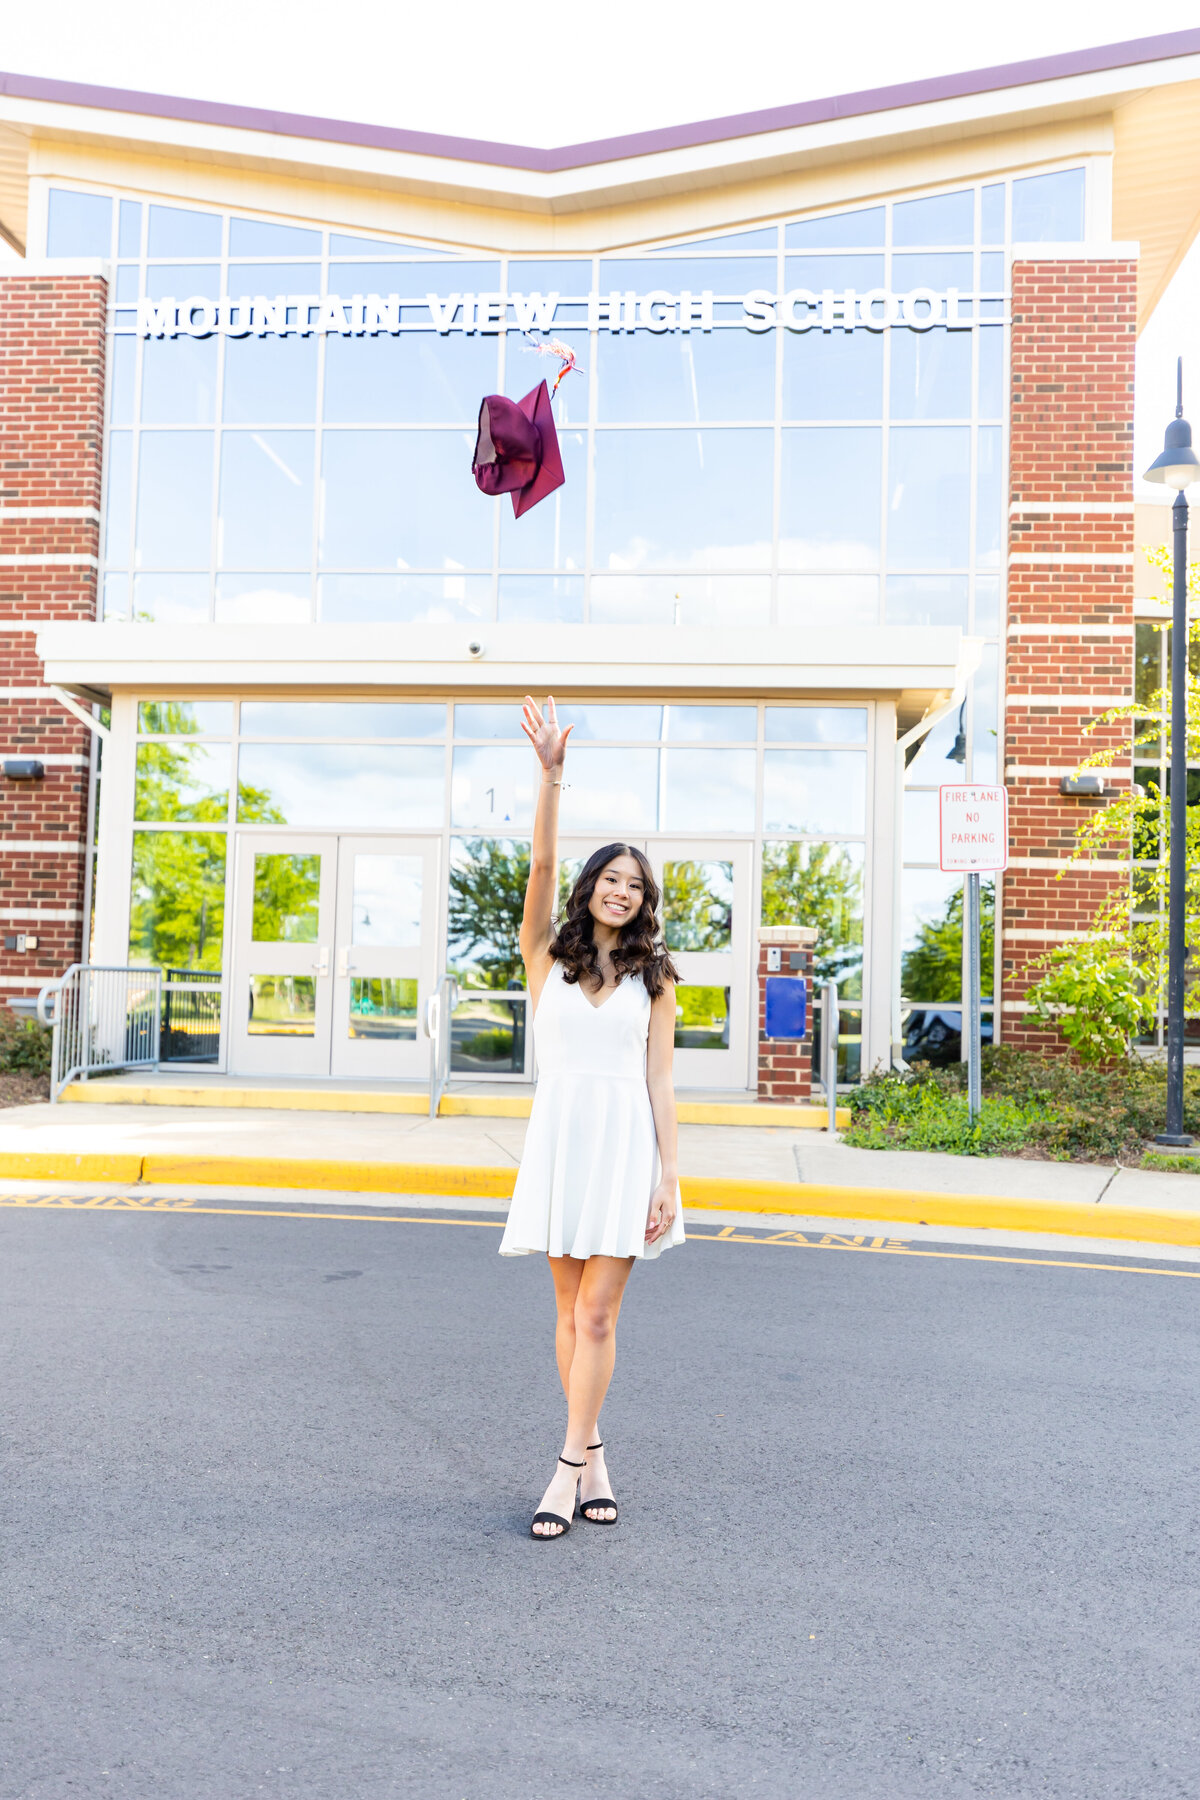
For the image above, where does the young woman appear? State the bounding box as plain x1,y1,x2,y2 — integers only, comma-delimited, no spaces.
500,695,686,1540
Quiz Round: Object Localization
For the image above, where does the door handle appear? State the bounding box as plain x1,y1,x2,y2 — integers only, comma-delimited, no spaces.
337,946,352,979
313,946,330,977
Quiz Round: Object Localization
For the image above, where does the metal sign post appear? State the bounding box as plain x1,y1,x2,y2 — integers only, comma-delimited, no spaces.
938,783,1008,1123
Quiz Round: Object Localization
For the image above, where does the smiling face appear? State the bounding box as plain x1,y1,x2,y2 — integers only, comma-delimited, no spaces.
587,854,646,933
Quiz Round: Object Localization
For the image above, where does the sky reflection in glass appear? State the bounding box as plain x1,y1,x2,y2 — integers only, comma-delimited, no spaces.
763,750,867,834
324,332,499,424
223,334,318,423
136,432,213,568
320,431,492,568
218,432,314,569
783,329,882,420
498,432,586,569
780,430,881,568
593,430,773,570
237,744,443,827
889,328,972,420
887,427,970,568
598,328,775,422
140,334,217,424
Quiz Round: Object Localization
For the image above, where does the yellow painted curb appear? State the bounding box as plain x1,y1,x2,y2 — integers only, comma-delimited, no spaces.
0,1151,144,1183
57,1081,850,1130
3,1150,1198,1246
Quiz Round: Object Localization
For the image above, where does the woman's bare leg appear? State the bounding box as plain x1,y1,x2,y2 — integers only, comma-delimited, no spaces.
532,1254,635,1536
547,1254,586,1402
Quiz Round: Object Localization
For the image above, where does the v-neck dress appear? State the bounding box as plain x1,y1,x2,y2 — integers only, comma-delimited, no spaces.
499,960,686,1260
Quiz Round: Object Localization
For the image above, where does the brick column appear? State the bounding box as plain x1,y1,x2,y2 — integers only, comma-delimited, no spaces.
1002,257,1136,1050
756,925,817,1100
0,274,107,1004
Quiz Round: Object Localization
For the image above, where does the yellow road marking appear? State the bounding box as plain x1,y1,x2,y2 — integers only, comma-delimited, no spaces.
4,1192,1199,1277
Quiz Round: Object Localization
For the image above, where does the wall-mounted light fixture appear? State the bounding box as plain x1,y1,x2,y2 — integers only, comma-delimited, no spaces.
1059,772,1115,798
3,759,44,780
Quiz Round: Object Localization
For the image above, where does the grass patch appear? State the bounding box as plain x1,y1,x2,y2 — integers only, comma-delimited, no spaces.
1139,1152,1200,1175
844,1049,1200,1163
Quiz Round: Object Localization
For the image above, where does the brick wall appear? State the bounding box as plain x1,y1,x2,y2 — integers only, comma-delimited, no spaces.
756,931,816,1100
1002,258,1136,1049
0,275,107,996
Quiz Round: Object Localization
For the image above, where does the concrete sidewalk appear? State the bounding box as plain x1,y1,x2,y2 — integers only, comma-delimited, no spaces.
1,1098,1198,1246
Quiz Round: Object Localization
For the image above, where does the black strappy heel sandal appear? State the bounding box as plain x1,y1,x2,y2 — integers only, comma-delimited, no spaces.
530,1456,585,1540
578,1441,618,1525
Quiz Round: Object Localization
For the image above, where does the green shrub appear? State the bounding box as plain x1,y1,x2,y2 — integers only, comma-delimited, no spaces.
0,1012,52,1078
844,1049,1200,1162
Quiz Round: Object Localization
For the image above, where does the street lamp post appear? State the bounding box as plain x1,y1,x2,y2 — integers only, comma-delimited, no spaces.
1142,359,1198,1146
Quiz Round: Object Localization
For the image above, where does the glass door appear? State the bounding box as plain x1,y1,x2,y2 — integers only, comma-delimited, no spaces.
229,833,338,1075
330,837,439,1080
649,840,753,1089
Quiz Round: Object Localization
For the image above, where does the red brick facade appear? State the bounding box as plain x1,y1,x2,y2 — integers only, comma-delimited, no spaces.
1001,258,1136,1049
756,930,816,1099
0,275,107,996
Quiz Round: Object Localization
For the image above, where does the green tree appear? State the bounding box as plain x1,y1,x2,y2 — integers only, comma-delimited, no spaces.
901,880,995,1003
448,839,530,988
663,860,732,952
761,841,864,996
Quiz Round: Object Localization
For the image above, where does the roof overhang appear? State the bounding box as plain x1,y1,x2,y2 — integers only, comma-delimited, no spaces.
36,621,979,731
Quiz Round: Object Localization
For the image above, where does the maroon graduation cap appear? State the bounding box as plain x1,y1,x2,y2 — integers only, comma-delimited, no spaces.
472,379,565,517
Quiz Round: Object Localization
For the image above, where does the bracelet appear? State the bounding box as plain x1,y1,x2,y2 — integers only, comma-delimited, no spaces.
541,774,562,787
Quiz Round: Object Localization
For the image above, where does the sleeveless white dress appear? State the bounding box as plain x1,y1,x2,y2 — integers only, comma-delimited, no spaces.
499,961,686,1261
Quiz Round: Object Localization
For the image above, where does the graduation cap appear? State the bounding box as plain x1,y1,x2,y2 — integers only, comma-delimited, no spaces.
472,379,565,518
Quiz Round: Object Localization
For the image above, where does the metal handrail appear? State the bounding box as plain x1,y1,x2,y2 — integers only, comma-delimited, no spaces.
823,979,840,1134
38,964,162,1102
423,971,458,1118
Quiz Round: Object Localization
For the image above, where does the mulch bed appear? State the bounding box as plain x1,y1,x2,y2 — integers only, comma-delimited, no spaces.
0,1073,50,1109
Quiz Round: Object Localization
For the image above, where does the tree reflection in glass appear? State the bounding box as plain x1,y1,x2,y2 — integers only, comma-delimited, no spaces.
129,831,226,971
663,861,733,952
761,840,864,996
251,853,321,944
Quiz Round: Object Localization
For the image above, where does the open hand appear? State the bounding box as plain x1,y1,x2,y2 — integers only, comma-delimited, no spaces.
645,1181,677,1245
521,694,573,771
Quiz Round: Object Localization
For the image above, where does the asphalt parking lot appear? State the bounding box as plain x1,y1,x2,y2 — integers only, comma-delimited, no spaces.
3,1194,1199,1800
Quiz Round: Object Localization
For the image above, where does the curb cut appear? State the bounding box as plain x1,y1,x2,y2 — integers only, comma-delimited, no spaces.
1,1151,1198,1246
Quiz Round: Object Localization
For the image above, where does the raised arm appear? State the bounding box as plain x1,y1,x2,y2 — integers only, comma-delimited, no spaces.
519,694,573,1000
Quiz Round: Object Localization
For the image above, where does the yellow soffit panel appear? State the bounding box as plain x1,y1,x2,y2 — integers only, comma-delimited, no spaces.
0,120,29,252
1114,79,1200,327
28,116,1113,255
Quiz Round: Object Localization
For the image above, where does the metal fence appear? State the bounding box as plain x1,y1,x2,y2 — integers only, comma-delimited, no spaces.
161,969,221,1063
423,971,459,1119
37,965,162,1102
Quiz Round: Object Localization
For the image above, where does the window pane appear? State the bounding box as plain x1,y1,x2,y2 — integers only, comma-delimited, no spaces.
598,257,776,299
133,574,210,624
115,264,140,302
454,706,525,740
218,431,314,568
889,328,972,420
778,574,879,627
138,701,233,735
140,335,218,424
1012,169,1085,242
214,575,311,624
330,233,453,255
892,190,975,247
497,575,584,623
450,992,527,1069
145,263,221,302
248,975,316,1036
663,748,755,830
901,870,964,1000
765,708,868,744
147,204,222,258
891,253,974,292
674,986,730,1050
650,227,778,251
129,830,226,970
981,184,1005,243
782,329,883,420
559,748,659,834
228,217,321,256
104,431,132,566
786,254,885,291
350,856,422,946
980,253,1005,292
506,259,593,291
663,705,756,742
451,745,534,828
223,261,317,295
135,432,213,568
761,839,864,993
47,189,111,258
885,575,968,628
135,741,230,821
979,328,1004,417
663,860,733,951
887,427,970,569
320,572,492,623
118,199,142,257
102,574,130,620
448,838,529,988
972,644,1000,782
109,336,136,425
498,431,586,569
786,209,885,249
237,744,443,827
503,333,590,429
554,705,663,741
253,853,321,942
588,574,771,626
596,329,775,422
323,332,500,424
905,705,961,778
763,750,866,833
976,426,1003,569
320,430,492,569
241,702,445,737
903,787,940,862
349,977,418,1039
974,575,1000,634
594,429,774,570
223,335,319,424
780,429,881,568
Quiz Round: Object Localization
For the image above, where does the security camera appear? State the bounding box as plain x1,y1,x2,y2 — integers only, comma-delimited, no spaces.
467,640,485,658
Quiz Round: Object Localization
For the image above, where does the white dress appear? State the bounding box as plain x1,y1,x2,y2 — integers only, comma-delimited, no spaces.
499,961,686,1261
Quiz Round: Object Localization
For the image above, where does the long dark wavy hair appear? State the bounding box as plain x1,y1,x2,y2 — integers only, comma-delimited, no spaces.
549,843,679,999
